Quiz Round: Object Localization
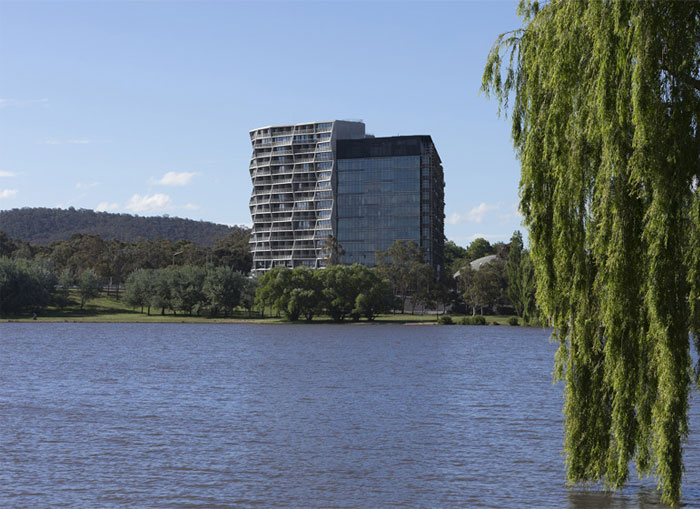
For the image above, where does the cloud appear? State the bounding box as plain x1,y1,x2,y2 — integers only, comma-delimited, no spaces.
151,171,201,187
125,193,173,213
0,170,18,177
448,202,500,225
38,137,93,145
76,181,100,190
0,98,49,109
498,203,523,224
0,189,18,199
96,202,120,212
184,203,200,210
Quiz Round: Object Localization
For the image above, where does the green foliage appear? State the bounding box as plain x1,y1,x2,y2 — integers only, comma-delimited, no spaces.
240,277,258,316
458,260,505,315
438,315,454,325
171,265,207,316
465,238,495,262
78,268,102,309
376,240,434,313
204,267,245,317
444,240,468,274
508,316,520,326
350,265,394,321
255,264,394,322
319,265,359,321
0,257,55,315
483,1,700,503
473,315,487,326
125,269,153,314
0,207,245,247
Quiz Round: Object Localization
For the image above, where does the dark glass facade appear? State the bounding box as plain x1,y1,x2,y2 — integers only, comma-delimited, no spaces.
336,136,445,273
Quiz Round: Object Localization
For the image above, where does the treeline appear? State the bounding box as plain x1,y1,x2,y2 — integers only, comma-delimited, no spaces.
124,266,257,317
0,229,251,287
0,207,245,246
257,264,394,321
1,228,539,323
453,232,538,323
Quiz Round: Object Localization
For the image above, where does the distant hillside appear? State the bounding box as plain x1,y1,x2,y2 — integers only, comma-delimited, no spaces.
0,207,247,246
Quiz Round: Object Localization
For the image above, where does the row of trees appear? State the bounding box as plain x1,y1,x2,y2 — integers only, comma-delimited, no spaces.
0,229,251,289
0,258,104,315
1,231,538,323
455,231,538,322
124,265,257,317
256,264,394,321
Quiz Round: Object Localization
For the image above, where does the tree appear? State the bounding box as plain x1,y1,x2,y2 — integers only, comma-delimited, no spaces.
519,250,537,324
349,265,394,321
320,234,345,267
171,265,207,315
458,260,503,315
240,277,258,317
375,240,425,313
506,231,525,317
483,1,700,504
464,238,494,262
319,265,358,321
125,269,152,314
0,258,54,315
204,267,245,316
78,268,101,309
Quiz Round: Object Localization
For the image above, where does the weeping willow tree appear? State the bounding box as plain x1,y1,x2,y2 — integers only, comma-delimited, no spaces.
482,1,700,505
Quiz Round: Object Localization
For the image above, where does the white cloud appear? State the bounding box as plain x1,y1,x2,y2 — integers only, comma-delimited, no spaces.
0,170,18,177
151,171,201,187
0,97,48,109
498,203,523,224
448,202,500,225
96,202,120,212
0,189,18,199
183,203,200,210
68,139,92,145
76,181,100,190
125,193,173,213
40,138,61,145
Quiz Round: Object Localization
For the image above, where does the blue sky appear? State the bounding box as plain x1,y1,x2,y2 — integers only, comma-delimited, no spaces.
0,1,524,247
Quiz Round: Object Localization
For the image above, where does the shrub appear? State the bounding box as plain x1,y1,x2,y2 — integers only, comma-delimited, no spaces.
438,315,454,325
460,316,473,325
472,315,487,325
508,316,520,326
491,321,500,325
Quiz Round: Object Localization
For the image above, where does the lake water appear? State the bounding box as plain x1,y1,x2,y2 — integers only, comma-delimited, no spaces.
1,323,698,508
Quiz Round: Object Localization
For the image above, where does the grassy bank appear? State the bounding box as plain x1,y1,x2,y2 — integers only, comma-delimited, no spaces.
2,292,529,325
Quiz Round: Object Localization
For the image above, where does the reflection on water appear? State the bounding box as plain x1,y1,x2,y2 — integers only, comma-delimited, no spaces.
0,323,698,508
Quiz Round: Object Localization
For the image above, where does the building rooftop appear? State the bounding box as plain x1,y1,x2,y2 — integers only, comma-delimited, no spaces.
336,135,437,159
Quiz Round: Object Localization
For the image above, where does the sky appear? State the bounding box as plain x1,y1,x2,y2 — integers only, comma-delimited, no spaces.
0,0,525,247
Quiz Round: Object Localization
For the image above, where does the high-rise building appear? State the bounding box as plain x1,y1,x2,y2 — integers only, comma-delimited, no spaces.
248,123,444,275
248,121,365,274
336,136,444,273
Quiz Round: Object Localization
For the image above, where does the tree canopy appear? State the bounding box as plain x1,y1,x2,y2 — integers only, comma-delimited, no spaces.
483,0,700,504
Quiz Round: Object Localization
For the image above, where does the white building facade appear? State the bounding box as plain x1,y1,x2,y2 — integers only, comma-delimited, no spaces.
248,120,366,274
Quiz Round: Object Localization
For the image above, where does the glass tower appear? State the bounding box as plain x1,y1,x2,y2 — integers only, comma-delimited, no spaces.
336,136,445,273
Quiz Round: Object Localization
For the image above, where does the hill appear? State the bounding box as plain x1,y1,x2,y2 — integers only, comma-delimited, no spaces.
0,207,247,246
